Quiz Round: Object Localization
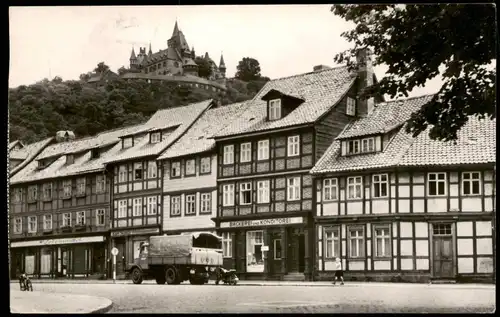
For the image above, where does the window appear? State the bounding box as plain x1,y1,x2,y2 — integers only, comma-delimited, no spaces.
433,223,452,235
200,193,211,214
239,182,252,205
347,140,360,155
372,174,388,198
462,172,481,195
118,200,127,218
63,213,71,227
428,172,447,196
28,185,38,201
374,226,391,257
147,196,157,215
240,143,252,163
287,177,301,201
323,178,338,201
185,194,196,215
150,132,161,143
223,184,235,206
147,161,157,179
14,217,22,234
96,209,105,226
325,227,340,258
133,198,142,217
123,137,133,149
171,196,181,216
77,211,86,226
347,176,363,199
118,165,127,183
346,97,356,116
362,138,375,153
91,148,100,159
76,177,86,196
43,214,52,230
287,135,300,157
96,175,106,193
223,145,234,164
349,228,365,258
62,180,72,198
43,183,53,200
185,159,196,176
269,99,281,120
257,140,269,160
274,239,282,260
134,163,143,180
221,232,232,257
200,157,211,174
66,154,74,165
246,231,264,272
171,162,181,178
28,216,37,233
12,188,23,203
257,180,270,203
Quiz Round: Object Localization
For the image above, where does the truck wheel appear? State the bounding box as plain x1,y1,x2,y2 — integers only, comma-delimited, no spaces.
131,267,143,284
155,274,166,285
165,267,177,285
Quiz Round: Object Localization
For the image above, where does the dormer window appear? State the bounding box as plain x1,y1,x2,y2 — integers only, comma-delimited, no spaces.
361,138,375,152
346,97,356,116
345,136,378,156
66,154,74,165
269,99,282,120
91,148,100,159
348,140,360,155
151,132,161,144
37,160,47,169
123,137,133,149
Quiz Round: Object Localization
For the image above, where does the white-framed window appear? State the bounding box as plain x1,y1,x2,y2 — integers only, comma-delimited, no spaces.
240,143,252,163
200,193,211,214
43,214,52,230
147,161,157,179
346,97,356,116
63,213,72,227
123,137,133,149
374,226,391,257
185,159,196,176
96,175,106,193
171,162,181,177
134,162,143,180
150,132,161,144
28,216,37,233
12,188,23,203
147,196,157,215
462,172,481,195
43,183,52,200
77,211,86,226
269,99,281,120
257,140,269,160
362,138,375,153
240,182,252,205
76,177,86,195
347,176,363,199
349,227,365,258
133,198,142,217
325,227,340,258
274,239,282,260
223,184,235,206
347,139,360,155
372,174,388,198
118,165,127,183
96,209,105,226
223,145,234,164
222,232,232,258
118,200,127,218
287,177,301,201
257,180,270,203
171,196,181,216
287,135,300,157
428,172,447,196
28,185,38,201
14,217,22,234
200,157,211,174
323,178,338,201
63,180,72,197
185,194,196,215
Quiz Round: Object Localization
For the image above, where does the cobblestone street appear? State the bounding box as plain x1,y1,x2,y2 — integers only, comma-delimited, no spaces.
10,282,495,313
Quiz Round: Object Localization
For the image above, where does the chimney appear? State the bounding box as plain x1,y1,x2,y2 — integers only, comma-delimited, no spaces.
313,65,330,72
356,48,375,117
55,130,76,143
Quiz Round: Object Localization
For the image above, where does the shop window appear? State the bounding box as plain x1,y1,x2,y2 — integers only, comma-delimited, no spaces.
185,194,196,215
171,162,181,178
372,174,388,198
223,184,235,206
63,213,72,227
133,198,142,217
240,182,252,205
77,211,86,226
240,143,252,163
96,175,106,193
117,200,127,218
185,159,196,176
25,250,35,275
374,225,391,258
287,177,301,201
222,232,232,258
171,196,181,216
257,180,270,203
43,214,52,230
200,157,211,174
246,230,264,272
347,176,363,199
287,135,300,157
348,227,365,258
14,217,22,234
325,227,340,259
462,172,481,195
428,172,447,196
40,248,52,274
274,239,282,260
96,209,105,226
147,161,157,179
200,193,211,214
134,163,143,180
323,178,338,201
118,165,127,183
257,140,269,160
147,196,157,215
76,177,86,196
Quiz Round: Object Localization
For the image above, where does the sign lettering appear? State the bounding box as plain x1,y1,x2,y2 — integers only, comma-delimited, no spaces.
10,236,105,248
220,217,303,229
111,227,159,237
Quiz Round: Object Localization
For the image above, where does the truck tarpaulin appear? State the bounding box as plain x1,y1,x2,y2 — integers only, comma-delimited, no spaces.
149,235,192,257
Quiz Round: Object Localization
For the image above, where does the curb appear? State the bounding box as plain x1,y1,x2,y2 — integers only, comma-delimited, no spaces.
91,300,114,314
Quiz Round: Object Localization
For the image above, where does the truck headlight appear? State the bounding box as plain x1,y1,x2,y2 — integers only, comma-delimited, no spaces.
210,267,215,272
205,266,209,271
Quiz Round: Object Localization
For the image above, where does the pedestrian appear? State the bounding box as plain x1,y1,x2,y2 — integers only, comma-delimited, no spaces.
332,257,344,285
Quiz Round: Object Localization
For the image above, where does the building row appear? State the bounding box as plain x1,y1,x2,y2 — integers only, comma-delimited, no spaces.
9,50,495,283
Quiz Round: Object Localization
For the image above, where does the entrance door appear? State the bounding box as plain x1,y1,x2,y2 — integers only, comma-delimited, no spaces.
432,223,454,278
114,239,126,274
287,228,304,273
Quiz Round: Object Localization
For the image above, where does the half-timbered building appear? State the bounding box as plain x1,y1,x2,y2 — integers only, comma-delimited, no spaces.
311,95,496,283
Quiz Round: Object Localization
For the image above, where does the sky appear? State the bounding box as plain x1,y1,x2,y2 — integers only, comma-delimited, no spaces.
9,5,443,97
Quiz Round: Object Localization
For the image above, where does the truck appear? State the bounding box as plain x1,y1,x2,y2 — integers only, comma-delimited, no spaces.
127,232,223,285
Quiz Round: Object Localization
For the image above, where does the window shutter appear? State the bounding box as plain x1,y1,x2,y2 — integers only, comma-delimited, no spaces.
375,136,382,152
58,213,63,229
341,141,347,156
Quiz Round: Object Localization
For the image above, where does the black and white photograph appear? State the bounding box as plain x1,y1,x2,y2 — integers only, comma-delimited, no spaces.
8,4,496,313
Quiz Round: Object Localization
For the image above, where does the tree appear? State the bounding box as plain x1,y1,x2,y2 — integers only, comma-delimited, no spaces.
194,57,213,79
332,4,496,141
79,72,93,82
117,66,129,76
235,57,262,81
94,62,110,74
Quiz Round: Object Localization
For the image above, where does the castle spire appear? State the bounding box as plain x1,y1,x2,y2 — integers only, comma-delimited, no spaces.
130,47,137,60
172,20,180,37
219,52,226,69
148,42,152,56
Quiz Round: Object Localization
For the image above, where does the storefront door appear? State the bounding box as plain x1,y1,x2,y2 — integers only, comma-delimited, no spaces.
115,239,126,274
287,228,305,273
432,223,455,278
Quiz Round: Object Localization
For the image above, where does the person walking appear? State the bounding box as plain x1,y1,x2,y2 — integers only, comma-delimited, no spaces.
332,257,344,285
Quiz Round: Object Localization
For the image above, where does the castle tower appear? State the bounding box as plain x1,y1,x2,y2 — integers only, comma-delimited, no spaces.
148,43,152,57
129,47,138,69
219,53,226,78
191,47,196,59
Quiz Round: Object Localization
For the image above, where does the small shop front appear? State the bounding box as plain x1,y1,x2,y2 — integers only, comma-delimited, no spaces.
10,235,107,279
217,215,314,281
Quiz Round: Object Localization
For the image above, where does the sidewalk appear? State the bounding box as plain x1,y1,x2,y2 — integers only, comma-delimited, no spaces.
10,290,113,314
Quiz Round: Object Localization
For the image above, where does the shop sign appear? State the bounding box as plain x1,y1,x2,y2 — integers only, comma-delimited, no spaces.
220,216,303,229
111,227,160,237
10,236,105,248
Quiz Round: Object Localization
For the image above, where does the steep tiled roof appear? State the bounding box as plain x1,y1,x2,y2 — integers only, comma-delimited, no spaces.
9,138,53,161
103,100,213,164
158,102,246,160
336,94,435,139
9,140,23,151
213,66,355,138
